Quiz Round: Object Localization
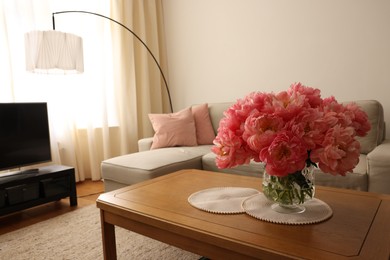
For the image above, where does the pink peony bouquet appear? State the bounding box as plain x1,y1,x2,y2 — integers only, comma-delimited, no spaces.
212,83,371,177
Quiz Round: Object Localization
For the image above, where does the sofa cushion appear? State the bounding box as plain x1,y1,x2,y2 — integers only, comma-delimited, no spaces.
148,107,197,149
101,145,212,185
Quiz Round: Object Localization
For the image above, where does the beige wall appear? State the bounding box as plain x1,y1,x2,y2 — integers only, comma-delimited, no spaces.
162,0,390,137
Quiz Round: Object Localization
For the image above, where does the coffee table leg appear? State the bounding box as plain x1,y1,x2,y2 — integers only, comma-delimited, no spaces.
100,210,117,260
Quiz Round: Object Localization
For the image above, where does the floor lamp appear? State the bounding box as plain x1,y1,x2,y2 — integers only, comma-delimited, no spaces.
24,10,173,113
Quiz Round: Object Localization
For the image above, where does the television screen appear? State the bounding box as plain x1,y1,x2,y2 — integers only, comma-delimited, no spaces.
0,103,51,171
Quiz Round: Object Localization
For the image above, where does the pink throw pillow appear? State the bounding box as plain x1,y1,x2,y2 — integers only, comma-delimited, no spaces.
192,103,216,145
148,107,197,149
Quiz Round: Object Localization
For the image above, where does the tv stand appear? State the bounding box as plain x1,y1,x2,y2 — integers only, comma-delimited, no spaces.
0,165,77,216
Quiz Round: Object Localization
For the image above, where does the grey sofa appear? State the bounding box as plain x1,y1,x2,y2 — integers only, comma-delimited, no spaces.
101,100,390,195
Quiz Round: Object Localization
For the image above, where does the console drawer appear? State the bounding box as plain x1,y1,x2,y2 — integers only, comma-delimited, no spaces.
6,183,40,205
40,176,70,197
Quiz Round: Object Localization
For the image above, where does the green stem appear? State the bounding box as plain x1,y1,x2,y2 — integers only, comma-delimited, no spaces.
262,168,315,205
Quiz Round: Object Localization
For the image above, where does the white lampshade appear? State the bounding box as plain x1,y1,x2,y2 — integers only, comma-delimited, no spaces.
25,30,84,73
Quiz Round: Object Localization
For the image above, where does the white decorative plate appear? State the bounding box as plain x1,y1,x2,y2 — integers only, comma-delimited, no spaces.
242,193,333,225
188,187,260,214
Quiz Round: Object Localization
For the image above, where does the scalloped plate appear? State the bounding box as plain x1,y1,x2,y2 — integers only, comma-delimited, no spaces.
188,187,260,214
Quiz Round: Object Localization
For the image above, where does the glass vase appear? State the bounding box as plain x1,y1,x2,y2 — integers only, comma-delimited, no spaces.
262,165,315,214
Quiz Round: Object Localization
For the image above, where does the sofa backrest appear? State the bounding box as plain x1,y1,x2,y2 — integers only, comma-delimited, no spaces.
207,100,385,155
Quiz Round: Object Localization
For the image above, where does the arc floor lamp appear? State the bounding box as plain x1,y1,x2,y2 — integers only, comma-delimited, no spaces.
24,10,173,113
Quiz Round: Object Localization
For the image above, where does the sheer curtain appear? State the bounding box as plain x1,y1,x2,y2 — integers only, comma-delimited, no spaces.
1,0,168,181
110,0,170,152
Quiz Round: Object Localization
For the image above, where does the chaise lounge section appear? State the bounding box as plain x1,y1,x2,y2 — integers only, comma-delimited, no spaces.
101,100,390,195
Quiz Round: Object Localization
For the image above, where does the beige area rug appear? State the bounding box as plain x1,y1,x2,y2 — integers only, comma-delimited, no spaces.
0,205,201,260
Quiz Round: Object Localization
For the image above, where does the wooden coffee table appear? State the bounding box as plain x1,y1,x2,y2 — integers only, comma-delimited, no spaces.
96,169,390,259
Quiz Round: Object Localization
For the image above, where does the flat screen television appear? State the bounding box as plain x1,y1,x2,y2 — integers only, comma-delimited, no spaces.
0,102,51,172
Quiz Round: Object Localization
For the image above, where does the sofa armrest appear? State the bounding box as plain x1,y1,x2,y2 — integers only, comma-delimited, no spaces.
138,137,153,152
366,139,390,194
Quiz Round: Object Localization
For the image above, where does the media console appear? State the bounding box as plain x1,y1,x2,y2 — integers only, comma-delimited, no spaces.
0,165,77,216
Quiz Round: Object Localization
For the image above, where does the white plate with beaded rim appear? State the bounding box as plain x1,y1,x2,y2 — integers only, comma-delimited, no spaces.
188,187,260,214
241,193,333,225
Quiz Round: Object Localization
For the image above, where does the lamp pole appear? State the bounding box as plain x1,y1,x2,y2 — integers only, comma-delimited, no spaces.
52,11,173,113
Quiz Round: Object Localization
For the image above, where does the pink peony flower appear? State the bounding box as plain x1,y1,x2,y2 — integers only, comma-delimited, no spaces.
310,125,361,175
345,103,371,136
212,131,251,169
286,108,323,149
259,131,307,177
288,82,323,108
243,113,284,153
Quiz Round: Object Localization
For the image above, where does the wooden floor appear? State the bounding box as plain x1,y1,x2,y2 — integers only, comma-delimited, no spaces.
0,180,105,235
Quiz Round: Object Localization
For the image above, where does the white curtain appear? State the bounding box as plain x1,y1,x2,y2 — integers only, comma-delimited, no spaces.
1,0,168,181
110,0,170,154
